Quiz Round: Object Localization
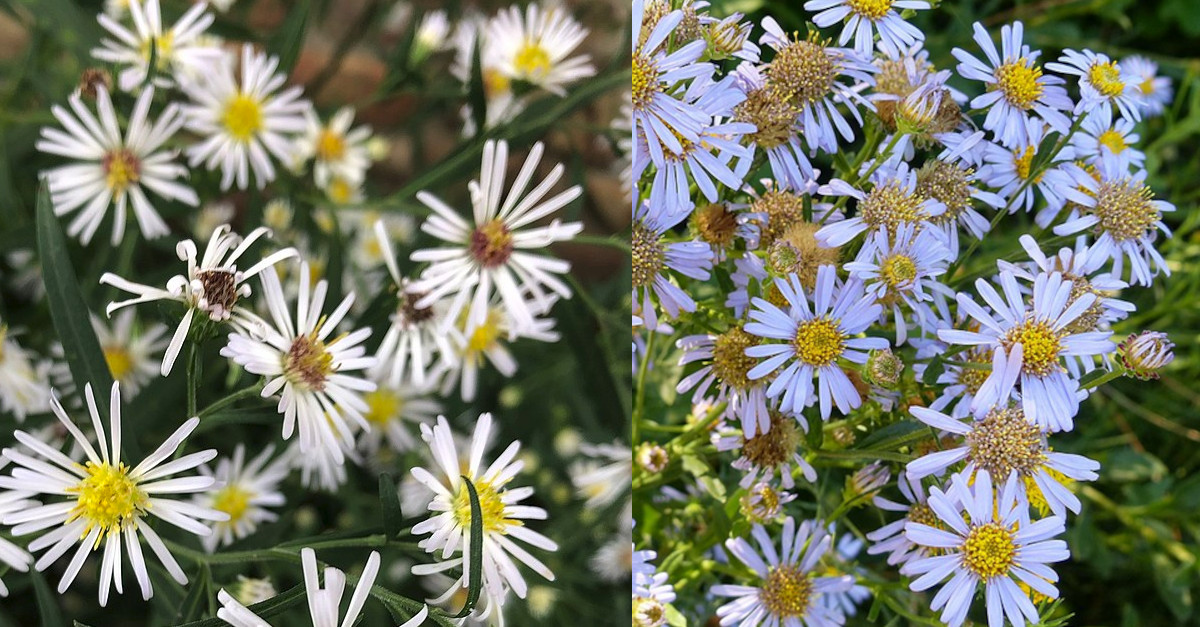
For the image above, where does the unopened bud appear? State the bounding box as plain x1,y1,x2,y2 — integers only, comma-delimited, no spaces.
636,443,669,473
706,14,752,59
633,596,667,627
79,68,112,100
739,482,795,523
850,461,890,497
1118,331,1174,380
866,347,904,387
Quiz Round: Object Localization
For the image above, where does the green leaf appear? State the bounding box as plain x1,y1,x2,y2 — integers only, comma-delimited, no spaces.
176,563,212,623
267,0,311,75
467,37,487,136
854,419,928,451
1153,555,1194,621
453,475,485,618
379,472,404,538
36,183,113,418
31,570,66,627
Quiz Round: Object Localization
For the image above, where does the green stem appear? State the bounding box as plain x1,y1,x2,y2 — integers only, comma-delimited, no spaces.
573,234,632,254
197,382,267,419
633,331,654,444
186,343,200,418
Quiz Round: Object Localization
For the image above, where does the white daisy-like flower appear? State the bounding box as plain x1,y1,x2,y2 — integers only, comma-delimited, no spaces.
0,382,226,606
194,444,291,552
712,516,854,626
93,0,224,91
37,85,198,245
591,533,633,583
0,325,50,420
93,310,167,397
410,413,558,614
411,140,583,334
439,302,559,402
676,325,771,437
907,404,1100,517
356,378,443,456
938,270,1115,432
902,471,1069,627
220,262,376,464
0,487,34,596
844,223,952,345
1046,48,1141,121
372,220,455,389
804,0,930,59
815,162,946,248
713,412,818,490
181,44,310,190
744,266,889,420
1121,55,1172,117
486,4,595,95
101,224,297,376
571,441,632,511
976,118,1076,221
951,21,1072,147
216,547,430,627
294,107,373,188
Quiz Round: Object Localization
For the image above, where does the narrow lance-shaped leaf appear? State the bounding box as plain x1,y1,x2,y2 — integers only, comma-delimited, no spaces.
452,474,486,618
31,569,66,627
379,472,405,538
268,0,311,75
36,183,113,418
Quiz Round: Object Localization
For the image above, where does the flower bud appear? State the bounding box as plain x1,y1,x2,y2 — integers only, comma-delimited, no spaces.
739,482,795,523
1118,331,1174,380
636,443,669,473
850,461,890,497
865,347,904,387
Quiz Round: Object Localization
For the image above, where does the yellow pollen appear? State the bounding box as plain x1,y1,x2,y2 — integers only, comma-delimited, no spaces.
907,502,940,528
1002,319,1063,376
103,345,135,381
1012,146,1043,183
632,222,666,288
364,388,403,426
1139,77,1156,95
793,317,845,367
881,254,918,289
742,412,801,468
993,59,1044,109
222,94,264,142
67,461,147,538
284,331,334,391
452,479,513,534
103,149,141,194
138,30,175,69
967,406,1046,478
759,564,813,617
317,129,346,161
962,522,1016,579
847,0,894,19
325,177,355,205
211,485,253,522
956,348,993,394
514,41,553,79
1087,61,1126,98
860,182,927,232
711,326,760,390
483,68,512,98
469,219,515,268
1096,128,1127,154
632,54,658,111
465,310,505,357
1089,178,1160,242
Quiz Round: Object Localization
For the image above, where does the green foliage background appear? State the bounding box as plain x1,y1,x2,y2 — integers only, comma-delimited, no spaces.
637,0,1200,625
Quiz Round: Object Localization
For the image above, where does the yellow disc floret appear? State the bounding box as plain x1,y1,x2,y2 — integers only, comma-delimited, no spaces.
962,522,1016,579
222,94,264,142
1087,61,1126,98
759,564,813,617
68,461,147,538
1002,319,1063,376
514,41,553,79
793,317,845,367
211,485,253,522
453,478,513,534
994,59,1044,110
848,0,894,19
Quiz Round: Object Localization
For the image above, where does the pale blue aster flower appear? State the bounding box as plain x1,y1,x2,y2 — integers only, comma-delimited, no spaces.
677,326,772,437
815,162,945,248
916,155,1005,258
637,73,755,217
713,517,854,627
759,17,876,155
975,118,1075,218
731,62,815,191
938,270,1115,432
804,0,930,59
844,223,952,345
1120,55,1172,118
632,0,714,182
1070,106,1144,173
820,526,872,617
744,265,889,420
952,21,1072,146
713,415,818,489
867,473,942,567
906,404,1100,517
1052,160,1174,286
632,201,713,330
902,471,1069,627
725,251,768,318
1046,49,1142,122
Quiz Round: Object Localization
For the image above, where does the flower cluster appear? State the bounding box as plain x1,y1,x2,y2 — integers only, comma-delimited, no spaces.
631,1,1178,625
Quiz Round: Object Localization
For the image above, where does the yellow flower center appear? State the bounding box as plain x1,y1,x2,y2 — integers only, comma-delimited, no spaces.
103,345,135,381
793,317,845,367
881,254,918,289
483,68,512,98
103,148,141,195
514,41,553,79
967,406,1047,478
962,522,1016,579
1002,319,1063,376
211,485,253,522
759,564,813,618
918,160,973,224
325,177,355,205
768,33,838,105
847,0,894,19
994,59,1044,109
284,331,334,391
1089,178,1160,242
957,347,993,394
907,502,939,527
1096,129,1127,154
860,182,928,231
735,86,798,151
711,326,760,390
222,94,264,143
1139,77,1156,95
68,461,147,537
469,219,515,268
633,597,667,627
364,388,403,426
317,129,346,161
632,222,666,288
138,30,175,69
1012,146,1043,183
742,412,801,468
453,479,512,534
1087,61,1126,98
465,310,505,357
632,54,658,112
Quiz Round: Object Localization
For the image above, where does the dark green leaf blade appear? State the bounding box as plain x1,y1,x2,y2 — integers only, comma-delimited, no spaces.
452,475,485,618
268,0,311,75
176,563,212,623
31,570,66,627
467,37,487,136
379,472,404,538
36,183,113,418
